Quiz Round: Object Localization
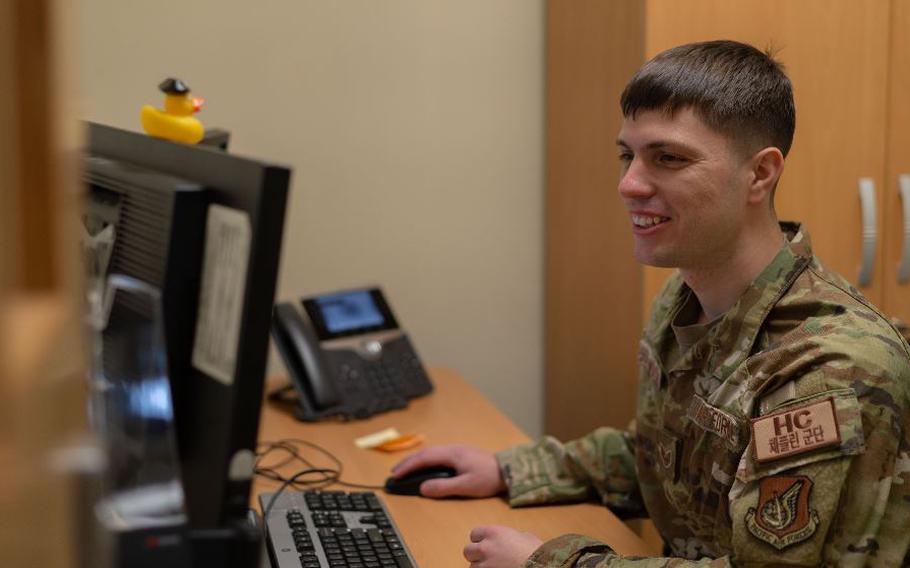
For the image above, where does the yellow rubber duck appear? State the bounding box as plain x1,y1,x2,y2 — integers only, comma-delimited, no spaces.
140,78,205,144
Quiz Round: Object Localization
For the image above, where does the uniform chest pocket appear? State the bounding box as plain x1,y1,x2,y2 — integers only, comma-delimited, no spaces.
665,397,749,548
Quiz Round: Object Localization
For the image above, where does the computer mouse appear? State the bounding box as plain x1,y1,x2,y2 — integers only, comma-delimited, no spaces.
384,466,458,496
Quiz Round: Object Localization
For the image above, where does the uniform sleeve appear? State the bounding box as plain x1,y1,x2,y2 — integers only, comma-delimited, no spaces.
727,381,910,566
521,535,730,567
495,426,645,517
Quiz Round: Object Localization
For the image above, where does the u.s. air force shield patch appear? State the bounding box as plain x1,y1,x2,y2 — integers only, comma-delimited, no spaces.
745,475,819,550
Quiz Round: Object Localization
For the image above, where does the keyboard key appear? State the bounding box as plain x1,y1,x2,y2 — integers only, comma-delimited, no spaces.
365,494,383,511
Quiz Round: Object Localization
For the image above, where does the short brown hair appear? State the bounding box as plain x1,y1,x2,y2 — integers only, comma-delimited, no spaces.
620,40,795,157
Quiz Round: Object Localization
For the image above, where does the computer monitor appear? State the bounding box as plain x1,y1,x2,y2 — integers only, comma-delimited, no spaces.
83,123,290,542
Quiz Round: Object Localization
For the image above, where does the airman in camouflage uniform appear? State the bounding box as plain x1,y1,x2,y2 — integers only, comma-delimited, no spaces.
391,40,910,567
497,222,910,566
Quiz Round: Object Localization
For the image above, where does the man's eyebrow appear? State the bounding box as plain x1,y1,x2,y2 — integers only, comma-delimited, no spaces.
615,138,699,153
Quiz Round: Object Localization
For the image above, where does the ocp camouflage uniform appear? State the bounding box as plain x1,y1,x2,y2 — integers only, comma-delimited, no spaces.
496,223,910,567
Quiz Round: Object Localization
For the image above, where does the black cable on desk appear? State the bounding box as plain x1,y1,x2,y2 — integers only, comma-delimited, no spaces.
256,439,337,486
261,467,340,519
255,438,385,519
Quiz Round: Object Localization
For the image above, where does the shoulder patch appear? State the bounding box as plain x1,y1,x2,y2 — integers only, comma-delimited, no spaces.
751,397,840,463
745,475,819,550
737,388,864,483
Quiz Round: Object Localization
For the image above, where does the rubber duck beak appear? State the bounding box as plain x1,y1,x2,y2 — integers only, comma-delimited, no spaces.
192,97,205,113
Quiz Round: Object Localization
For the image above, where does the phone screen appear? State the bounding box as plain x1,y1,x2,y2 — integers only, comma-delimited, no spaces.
302,288,399,340
318,290,385,333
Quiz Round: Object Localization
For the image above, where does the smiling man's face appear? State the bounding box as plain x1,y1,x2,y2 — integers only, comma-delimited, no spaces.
616,107,754,271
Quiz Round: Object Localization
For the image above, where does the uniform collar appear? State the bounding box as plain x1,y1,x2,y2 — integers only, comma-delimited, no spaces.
779,221,813,260
658,222,813,377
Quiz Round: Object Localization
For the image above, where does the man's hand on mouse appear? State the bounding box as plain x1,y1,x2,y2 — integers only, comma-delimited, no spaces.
390,444,506,498
463,525,543,568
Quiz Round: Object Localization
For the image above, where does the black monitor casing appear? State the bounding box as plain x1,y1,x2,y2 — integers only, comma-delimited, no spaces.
85,123,290,536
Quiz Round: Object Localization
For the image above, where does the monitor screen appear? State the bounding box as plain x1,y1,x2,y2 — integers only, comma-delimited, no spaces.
84,122,291,536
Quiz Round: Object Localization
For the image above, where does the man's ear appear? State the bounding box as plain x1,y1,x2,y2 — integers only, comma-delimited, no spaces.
747,147,785,205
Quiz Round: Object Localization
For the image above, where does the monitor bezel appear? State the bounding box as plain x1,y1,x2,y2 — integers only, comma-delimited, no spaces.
85,122,291,531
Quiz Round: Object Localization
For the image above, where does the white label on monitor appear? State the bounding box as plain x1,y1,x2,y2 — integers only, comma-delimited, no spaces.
192,204,251,385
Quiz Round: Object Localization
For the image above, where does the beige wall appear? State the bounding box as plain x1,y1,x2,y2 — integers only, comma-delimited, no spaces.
79,1,545,435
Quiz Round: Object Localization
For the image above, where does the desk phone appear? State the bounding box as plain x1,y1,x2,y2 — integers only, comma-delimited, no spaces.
271,287,433,421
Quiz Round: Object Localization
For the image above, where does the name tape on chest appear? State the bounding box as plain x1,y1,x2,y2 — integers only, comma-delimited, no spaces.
751,398,841,463
687,396,742,447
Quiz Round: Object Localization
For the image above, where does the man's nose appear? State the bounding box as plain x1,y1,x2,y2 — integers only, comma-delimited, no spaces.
617,160,654,199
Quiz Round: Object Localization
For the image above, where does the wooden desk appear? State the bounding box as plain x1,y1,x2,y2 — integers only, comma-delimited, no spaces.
255,368,651,566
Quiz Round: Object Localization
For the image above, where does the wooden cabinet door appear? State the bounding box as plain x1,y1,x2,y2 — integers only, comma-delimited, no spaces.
642,0,891,311
0,0,85,565
545,0,647,438
885,0,910,324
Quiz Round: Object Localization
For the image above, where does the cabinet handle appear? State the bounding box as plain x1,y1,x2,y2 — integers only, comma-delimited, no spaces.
858,178,877,287
899,175,910,284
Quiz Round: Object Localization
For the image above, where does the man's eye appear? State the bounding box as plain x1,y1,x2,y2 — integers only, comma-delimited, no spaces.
658,154,686,165
618,152,633,162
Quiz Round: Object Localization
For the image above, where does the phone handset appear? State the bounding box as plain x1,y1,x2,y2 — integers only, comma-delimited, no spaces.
271,302,341,413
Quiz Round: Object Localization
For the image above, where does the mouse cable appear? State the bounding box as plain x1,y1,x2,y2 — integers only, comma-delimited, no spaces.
256,439,331,479
256,439,340,493
332,479,386,490
256,437,386,490
255,437,385,518
257,437,385,491
261,467,341,520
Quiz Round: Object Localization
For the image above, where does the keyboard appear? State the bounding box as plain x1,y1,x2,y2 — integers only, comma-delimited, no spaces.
260,490,419,568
